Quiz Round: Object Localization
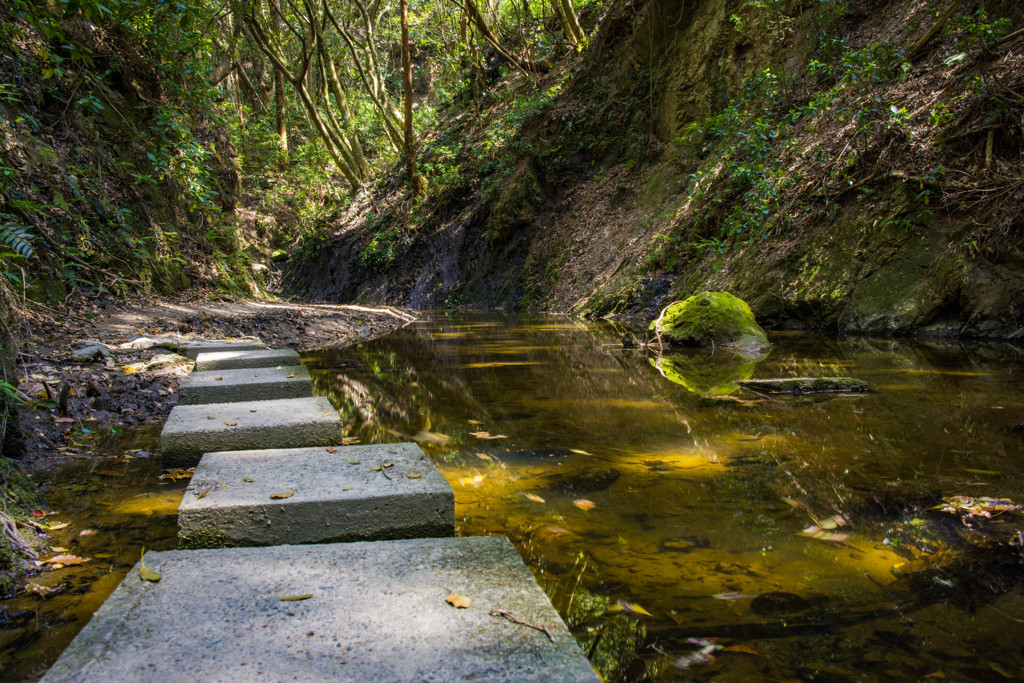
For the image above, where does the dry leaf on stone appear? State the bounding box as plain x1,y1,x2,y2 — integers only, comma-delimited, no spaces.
214,376,223,381
138,549,161,582
270,489,296,500
286,374,296,378
348,460,361,465
446,593,472,609
325,447,338,453
279,594,313,601
223,421,237,426
243,477,255,483
405,473,424,479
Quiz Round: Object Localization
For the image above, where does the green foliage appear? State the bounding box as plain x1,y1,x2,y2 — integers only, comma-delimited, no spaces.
360,221,410,269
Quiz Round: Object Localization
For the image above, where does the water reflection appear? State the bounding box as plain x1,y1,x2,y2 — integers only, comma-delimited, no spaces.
305,313,1024,681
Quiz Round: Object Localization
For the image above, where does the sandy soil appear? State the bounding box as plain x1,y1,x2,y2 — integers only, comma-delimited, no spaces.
10,294,415,472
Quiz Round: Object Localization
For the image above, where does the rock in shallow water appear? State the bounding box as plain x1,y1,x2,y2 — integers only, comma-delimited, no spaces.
650,292,771,354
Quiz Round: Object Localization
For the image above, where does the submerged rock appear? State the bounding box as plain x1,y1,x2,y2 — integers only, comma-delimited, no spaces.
750,591,813,615
551,467,621,494
737,377,868,394
650,292,771,354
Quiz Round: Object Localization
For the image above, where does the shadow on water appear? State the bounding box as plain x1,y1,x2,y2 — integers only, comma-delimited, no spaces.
305,313,1024,682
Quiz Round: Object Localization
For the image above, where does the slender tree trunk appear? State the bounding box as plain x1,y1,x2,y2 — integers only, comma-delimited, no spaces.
270,0,289,168
400,0,417,190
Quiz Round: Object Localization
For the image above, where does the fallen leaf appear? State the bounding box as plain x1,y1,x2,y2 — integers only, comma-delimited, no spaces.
214,376,223,381
406,473,424,479
326,447,338,453
279,594,313,601
242,477,255,483
223,421,238,426
524,493,546,503
47,522,69,531
475,453,493,461
79,529,96,536
286,373,296,378
44,554,89,566
342,437,360,445
615,600,652,616
382,461,393,468
139,549,161,582
573,499,596,511
712,592,758,600
270,489,296,500
348,460,361,465
723,644,760,656
667,611,686,625
962,468,999,476
414,430,452,444
196,490,209,499
50,546,67,553
26,582,61,597
471,431,508,440
370,466,382,471
54,417,74,424
446,592,472,609
467,419,483,425
569,449,592,455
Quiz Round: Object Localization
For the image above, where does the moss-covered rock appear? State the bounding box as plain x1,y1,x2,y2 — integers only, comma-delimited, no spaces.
270,249,289,263
650,291,771,353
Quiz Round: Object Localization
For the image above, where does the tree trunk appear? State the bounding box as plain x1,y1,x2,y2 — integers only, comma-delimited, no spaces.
400,0,418,191
270,0,289,168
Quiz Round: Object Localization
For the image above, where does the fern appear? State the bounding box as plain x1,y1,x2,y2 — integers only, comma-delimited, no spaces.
0,221,34,259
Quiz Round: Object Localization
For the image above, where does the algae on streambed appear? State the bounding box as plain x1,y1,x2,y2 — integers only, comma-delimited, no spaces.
0,427,187,682
306,313,1024,682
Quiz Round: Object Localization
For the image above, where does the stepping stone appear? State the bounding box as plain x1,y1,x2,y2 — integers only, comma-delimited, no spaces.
175,339,267,360
161,397,341,468
178,443,454,547
41,537,599,682
194,348,300,372
178,366,313,405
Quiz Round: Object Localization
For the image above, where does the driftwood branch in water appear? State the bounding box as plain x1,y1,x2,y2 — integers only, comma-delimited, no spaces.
1,512,37,561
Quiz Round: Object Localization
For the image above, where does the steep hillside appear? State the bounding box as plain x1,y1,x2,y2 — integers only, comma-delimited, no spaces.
288,0,1024,338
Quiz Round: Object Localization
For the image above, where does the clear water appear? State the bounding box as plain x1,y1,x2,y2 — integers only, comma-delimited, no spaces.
304,313,1024,681
3,312,1023,681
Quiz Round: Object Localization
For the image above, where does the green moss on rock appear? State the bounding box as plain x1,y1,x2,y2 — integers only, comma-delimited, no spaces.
651,291,771,353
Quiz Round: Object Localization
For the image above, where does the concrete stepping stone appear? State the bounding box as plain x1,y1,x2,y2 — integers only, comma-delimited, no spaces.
178,443,454,548
161,397,341,468
178,366,313,405
41,536,599,682
194,348,300,372
175,338,267,360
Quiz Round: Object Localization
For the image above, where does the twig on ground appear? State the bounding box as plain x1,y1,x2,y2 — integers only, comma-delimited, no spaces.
489,609,555,643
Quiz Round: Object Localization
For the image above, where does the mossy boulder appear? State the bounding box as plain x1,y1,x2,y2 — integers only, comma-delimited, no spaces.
650,292,771,354
270,249,289,263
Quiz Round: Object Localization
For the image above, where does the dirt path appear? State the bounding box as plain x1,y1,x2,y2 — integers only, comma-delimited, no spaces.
10,294,415,471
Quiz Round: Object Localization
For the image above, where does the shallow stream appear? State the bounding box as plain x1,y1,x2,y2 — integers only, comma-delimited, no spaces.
3,312,1024,681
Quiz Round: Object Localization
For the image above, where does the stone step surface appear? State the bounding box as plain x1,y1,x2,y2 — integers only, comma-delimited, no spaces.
178,443,454,548
40,537,599,682
160,397,342,468
194,348,301,372
175,338,267,360
178,366,313,405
